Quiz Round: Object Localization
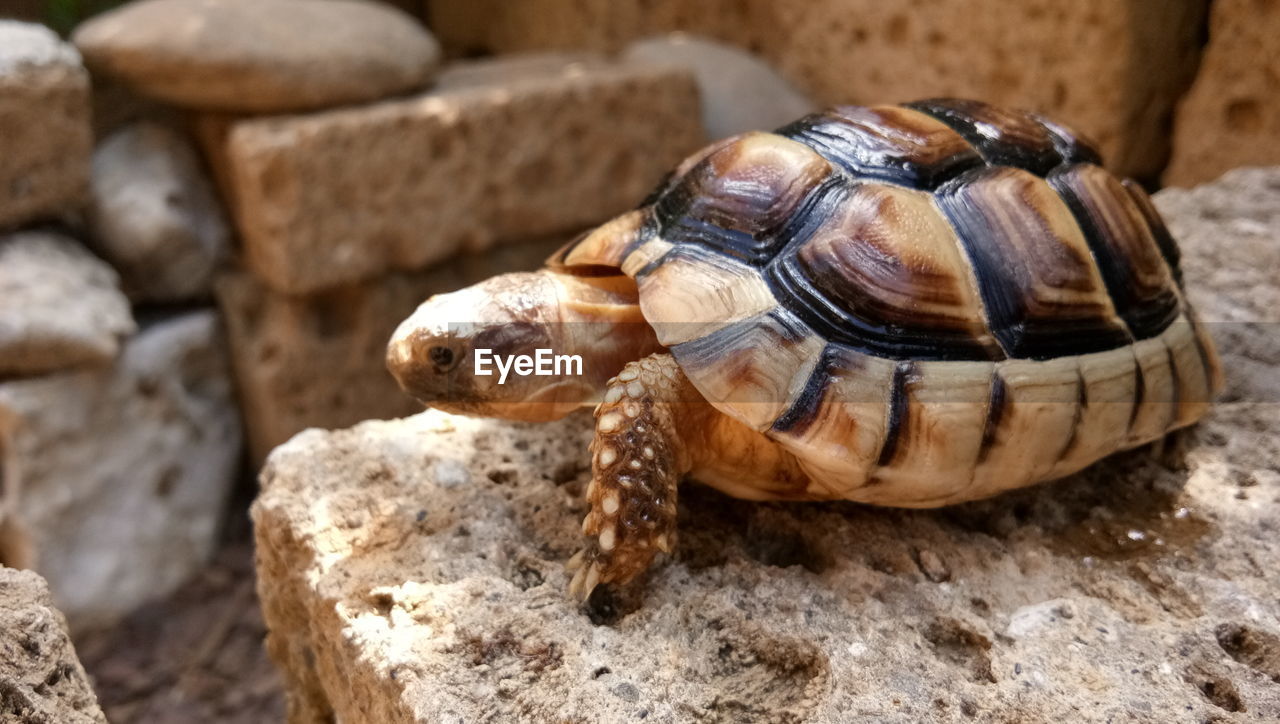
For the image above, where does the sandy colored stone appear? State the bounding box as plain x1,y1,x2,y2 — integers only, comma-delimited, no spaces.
87,122,230,302
0,567,106,723
217,236,564,463
623,34,816,139
0,21,91,229
1164,0,1280,187
253,169,1280,722
200,54,702,294
429,0,1205,182
72,0,441,113
0,231,136,377
0,311,242,629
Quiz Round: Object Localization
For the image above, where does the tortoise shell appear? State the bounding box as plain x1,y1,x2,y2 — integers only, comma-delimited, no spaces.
554,99,1222,507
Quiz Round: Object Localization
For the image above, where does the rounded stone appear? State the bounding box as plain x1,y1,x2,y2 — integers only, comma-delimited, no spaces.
72,0,442,113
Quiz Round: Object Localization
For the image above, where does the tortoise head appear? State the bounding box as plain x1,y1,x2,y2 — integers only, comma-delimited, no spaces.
387,271,600,421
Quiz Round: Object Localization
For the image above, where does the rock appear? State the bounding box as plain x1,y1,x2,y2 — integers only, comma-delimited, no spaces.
72,0,441,113
0,567,107,723
1164,1,1280,187
87,122,230,303
197,54,702,294
217,236,564,463
623,33,816,139
427,0,1206,182
0,21,91,229
0,310,242,629
251,170,1280,721
0,231,136,377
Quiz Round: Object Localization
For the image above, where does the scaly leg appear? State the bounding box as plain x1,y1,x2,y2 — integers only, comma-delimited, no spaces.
567,353,811,600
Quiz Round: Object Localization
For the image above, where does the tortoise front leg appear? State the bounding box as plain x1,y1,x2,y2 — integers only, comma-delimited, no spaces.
568,353,700,600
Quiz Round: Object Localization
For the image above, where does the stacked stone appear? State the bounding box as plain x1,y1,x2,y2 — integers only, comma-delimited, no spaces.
0,19,242,629
71,0,706,463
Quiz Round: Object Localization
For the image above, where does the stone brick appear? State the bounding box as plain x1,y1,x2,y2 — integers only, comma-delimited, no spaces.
202,55,702,294
1164,0,1280,187
428,0,1207,182
0,21,92,228
0,311,242,628
216,237,564,463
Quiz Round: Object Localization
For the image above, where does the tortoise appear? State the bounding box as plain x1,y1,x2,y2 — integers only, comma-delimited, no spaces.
387,98,1223,601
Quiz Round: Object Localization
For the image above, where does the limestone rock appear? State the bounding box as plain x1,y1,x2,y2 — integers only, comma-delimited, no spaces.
1164,0,1280,187
428,0,1206,182
252,169,1280,721
0,567,106,724
0,232,136,377
0,310,242,629
87,122,230,303
217,236,564,463
0,21,91,229
198,54,702,294
72,0,441,113
623,33,816,139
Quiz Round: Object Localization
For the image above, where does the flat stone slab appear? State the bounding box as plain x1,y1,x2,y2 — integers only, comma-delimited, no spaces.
0,231,135,377
73,0,441,113
0,21,91,229
0,567,106,723
199,54,702,294
254,170,1280,722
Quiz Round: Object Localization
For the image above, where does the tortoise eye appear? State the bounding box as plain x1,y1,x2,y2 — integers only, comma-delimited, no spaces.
428,345,456,370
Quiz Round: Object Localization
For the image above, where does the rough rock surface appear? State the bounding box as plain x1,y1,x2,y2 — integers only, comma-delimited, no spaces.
427,0,1206,182
0,21,91,229
623,33,815,139
253,169,1280,722
0,231,135,377
217,236,563,463
199,54,702,294
0,311,242,629
72,0,441,113
1164,0,1280,187
87,122,230,302
0,567,106,723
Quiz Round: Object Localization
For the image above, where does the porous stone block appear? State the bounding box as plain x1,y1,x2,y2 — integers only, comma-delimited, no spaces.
1164,0,1280,187
217,236,563,463
0,567,106,723
0,21,92,228
202,55,702,294
428,0,1206,181
0,231,135,377
0,310,242,629
73,0,441,113
252,171,1280,722
87,122,231,302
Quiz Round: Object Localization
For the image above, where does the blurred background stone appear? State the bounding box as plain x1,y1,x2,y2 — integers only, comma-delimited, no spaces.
0,231,135,377
0,567,107,724
87,122,230,303
0,20,91,229
428,0,1207,183
622,33,817,139
72,0,442,113
0,310,242,629
1165,0,1280,187
199,54,702,294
